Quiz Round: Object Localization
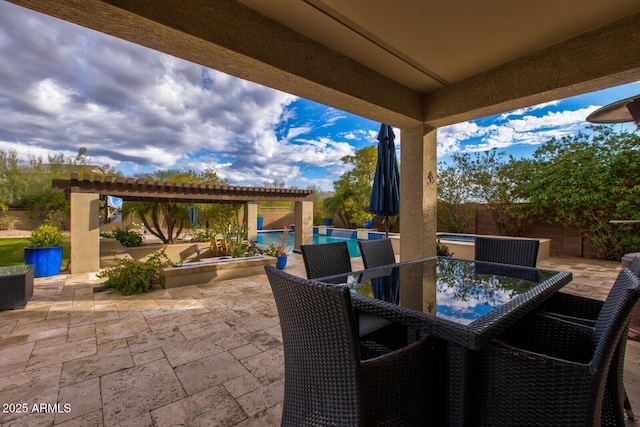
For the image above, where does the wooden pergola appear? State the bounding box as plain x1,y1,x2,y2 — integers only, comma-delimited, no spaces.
52,173,316,204
53,173,316,274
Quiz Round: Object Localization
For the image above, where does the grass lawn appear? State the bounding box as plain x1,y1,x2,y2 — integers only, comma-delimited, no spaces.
0,237,71,269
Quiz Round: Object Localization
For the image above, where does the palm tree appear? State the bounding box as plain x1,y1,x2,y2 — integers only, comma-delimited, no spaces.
323,192,351,228
123,168,239,244
122,200,188,244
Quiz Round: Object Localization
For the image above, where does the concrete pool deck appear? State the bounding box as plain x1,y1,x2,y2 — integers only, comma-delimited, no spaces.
0,254,638,426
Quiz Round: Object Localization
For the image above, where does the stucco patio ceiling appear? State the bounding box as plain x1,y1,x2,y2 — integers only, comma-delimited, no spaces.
8,0,640,128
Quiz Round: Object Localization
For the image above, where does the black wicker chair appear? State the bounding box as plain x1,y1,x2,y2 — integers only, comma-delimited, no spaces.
631,255,640,277
300,241,352,279
358,238,396,269
538,254,640,424
265,265,439,426
301,241,401,338
468,268,640,427
474,236,539,267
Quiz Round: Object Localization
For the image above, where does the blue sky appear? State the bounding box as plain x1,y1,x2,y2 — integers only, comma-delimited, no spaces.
0,1,638,191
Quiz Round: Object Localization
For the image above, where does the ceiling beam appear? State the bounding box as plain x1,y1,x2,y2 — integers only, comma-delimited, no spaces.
422,13,640,127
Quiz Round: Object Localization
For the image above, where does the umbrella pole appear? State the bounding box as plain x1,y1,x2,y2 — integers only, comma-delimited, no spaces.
385,216,389,237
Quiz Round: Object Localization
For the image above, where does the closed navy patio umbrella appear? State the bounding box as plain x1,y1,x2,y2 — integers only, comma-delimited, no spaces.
371,267,400,305
369,124,400,237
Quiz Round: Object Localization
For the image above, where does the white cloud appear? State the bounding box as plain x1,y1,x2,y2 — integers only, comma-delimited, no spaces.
505,107,598,132
285,126,313,141
319,108,347,127
283,138,354,166
437,121,484,156
0,1,304,184
498,100,560,120
438,105,602,157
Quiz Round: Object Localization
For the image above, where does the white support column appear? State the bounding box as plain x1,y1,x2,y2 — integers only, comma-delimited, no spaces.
244,203,258,242
399,124,437,261
294,201,313,251
70,192,100,274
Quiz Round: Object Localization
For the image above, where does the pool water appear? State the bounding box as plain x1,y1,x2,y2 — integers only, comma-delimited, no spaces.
437,234,476,243
256,231,362,257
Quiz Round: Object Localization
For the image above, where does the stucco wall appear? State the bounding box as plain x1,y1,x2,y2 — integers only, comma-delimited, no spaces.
0,209,70,231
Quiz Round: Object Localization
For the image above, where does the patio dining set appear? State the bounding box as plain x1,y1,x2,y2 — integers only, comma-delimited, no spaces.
264,237,640,426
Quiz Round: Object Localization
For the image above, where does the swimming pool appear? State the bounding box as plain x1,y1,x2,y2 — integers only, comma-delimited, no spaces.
437,233,476,243
257,231,362,257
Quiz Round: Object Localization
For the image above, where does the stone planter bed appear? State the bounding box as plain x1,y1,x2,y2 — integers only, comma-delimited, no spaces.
162,256,276,288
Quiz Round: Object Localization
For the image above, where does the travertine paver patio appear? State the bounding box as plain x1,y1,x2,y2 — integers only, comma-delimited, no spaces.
0,254,638,426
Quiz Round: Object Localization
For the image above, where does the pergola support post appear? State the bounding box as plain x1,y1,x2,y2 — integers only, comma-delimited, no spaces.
70,192,100,274
294,201,313,251
244,203,258,242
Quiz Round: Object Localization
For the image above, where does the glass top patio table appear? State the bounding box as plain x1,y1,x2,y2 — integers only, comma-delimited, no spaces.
318,256,572,348
317,256,573,426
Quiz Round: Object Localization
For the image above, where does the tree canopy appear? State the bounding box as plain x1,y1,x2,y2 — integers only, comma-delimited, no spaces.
437,126,640,260
324,145,377,227
517,126,640,260
437,149,525,235
0,147,118,224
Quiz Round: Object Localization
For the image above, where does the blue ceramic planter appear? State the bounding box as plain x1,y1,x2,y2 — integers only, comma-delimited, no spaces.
257,216,264,230
24,246,63,278
322,218,332,226
276,256,287,270
364,219,374,229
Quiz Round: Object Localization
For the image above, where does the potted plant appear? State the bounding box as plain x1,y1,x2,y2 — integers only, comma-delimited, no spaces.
320,204,335,226
264,228,290,269
24,223,64,277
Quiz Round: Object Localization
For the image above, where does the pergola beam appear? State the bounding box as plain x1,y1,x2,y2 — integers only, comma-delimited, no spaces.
52,173,316,204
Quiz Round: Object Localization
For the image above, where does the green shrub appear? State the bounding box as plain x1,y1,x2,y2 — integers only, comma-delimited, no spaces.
28,224,63,248
313,212,325,226
186,229,217,242
97,249,172,295
436,240,453,257
101,226,143,247
0,215,20,231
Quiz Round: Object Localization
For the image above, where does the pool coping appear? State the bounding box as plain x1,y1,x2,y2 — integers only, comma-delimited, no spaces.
436,233,551,261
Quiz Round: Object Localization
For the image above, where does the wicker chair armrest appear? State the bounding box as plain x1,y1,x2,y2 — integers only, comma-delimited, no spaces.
361,334,428,367
500,313,594,363
541,292,604,321
351,293,429,329
486,339,592,370
544,312,596,327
